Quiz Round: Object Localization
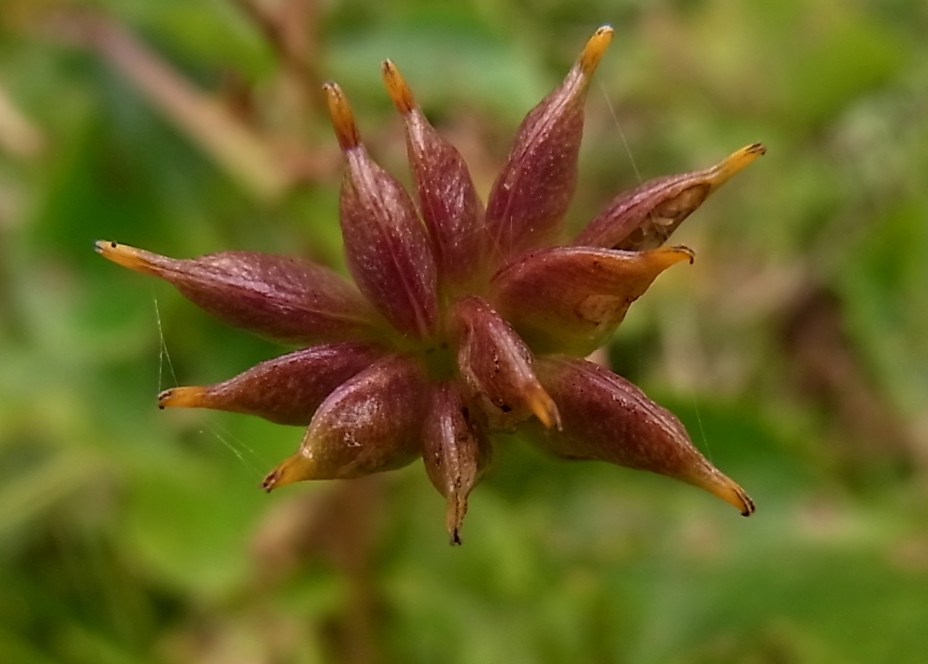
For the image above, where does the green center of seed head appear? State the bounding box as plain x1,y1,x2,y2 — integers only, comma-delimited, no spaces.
419,341,456,382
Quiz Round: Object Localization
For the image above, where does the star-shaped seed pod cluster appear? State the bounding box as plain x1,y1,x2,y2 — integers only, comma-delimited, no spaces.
97,26,764,544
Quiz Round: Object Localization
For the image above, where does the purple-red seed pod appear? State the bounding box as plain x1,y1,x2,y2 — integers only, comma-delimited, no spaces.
157,342,385,425
421,382,492,544
324,82,440,339
574,143,766,250
382,60,487,291
533,357,755,516
484,25,614,260
96,27,765,540
449,296,560,431
262,354,428,489
94,242,375,345
492,245,693,355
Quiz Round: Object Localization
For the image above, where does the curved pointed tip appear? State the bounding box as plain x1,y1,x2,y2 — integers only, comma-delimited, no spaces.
652,245,696,268
261,467,283,493
446,498,465,546
158,386,208,410
444,492,470,545
736,487,756,517
708,142,766,186
746,142,767,156
381,59,416,115
261,453,310,493
579,25,614,76
526,385,562,430
701,471,756,516
94,240,152,273
323,81,361,151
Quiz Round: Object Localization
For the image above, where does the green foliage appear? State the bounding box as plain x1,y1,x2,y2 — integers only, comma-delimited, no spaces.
1,0,926,662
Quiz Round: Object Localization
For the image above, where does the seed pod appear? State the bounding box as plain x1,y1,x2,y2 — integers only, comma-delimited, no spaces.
449,296,560,431
157,342,385,425
382,60,487,290
492,245,693,355
533,357,755,515
484,25,614,260
94,242,375,345
325,82,439,339
422,382,491,544
262,354,428,489
574,143,766,250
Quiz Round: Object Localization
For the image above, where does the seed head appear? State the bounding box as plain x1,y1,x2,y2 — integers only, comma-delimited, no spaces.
98,26,763,543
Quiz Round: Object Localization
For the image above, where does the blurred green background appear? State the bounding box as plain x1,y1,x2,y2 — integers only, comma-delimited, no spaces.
2,0,927,662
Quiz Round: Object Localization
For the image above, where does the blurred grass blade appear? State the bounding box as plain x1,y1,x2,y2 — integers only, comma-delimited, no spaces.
58,14,293,201
0,81,46,158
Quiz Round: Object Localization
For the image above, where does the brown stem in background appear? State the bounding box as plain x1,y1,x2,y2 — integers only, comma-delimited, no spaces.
780,285,919,474
46,11,295,201
230,0,324,111
251,478,385,663
0,81,44,341
226,0,340,182
0,81,46,158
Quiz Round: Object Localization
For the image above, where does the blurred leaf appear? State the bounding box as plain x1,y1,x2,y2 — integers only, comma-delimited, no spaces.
327,8,548,121
2,1,928,662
